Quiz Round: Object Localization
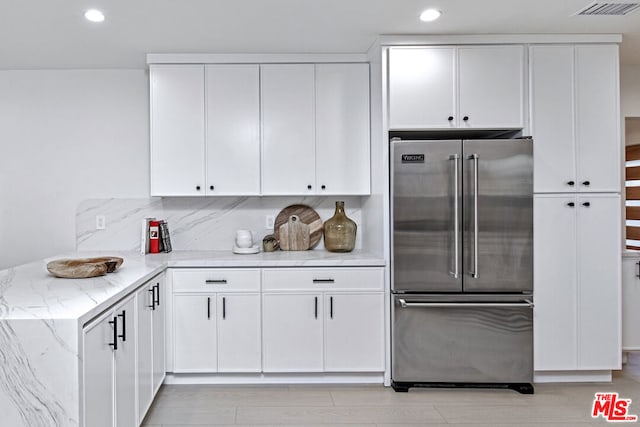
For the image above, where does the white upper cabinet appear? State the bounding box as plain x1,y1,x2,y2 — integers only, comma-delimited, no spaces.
388,45,524,129
151,61,371,196
316,63,371,195
530,44,620,193
575,45,620,193
457,46,524,129
261,64,316,195
388,47,456,129
150,65,205,196
206,64,261,195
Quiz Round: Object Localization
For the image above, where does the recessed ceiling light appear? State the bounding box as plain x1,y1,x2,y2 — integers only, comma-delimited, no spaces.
84,9,105,23
420,9,442,22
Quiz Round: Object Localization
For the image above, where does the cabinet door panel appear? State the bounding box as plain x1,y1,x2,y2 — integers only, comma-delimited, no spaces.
114,297,137,427
316,63,370,195
206,65,260,195
530,45,576,193
217,294,261,372
83,312,115,427
261,64,316,194
173,294,217,372
152,277,166,392
388,47,456,129
577,195,621,369
575,45,620,193
150,65,205,196
324,293,384,371
136,285,154,423
262,294,323,372
533,195,577,370
458,46,524,129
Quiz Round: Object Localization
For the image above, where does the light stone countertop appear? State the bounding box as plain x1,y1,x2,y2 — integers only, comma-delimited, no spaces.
0,250,385,322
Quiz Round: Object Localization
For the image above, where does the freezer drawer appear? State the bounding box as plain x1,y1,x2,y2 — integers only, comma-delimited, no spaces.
392,294,533,386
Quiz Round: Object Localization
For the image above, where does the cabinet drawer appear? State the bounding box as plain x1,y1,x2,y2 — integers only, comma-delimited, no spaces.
262,268,383,292
172,269,260,292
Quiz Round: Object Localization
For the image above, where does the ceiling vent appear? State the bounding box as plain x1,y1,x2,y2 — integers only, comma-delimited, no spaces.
575,2,640,15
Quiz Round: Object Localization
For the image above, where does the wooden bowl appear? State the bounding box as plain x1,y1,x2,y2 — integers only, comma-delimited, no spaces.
47,256,124,279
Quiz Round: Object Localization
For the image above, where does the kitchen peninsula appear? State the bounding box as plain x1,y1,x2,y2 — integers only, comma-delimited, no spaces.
0,250,384,427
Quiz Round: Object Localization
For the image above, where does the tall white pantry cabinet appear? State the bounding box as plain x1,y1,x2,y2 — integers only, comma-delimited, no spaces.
530,44,621,375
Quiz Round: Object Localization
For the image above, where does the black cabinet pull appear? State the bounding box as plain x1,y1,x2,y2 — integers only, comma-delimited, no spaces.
196,185,201,191
567,202,575,207
148,288,155,310
567,181,575,186
108,317,118,351
313,278,335,284
582,202,591,207
207,297,211,319
636,261,640,279
582,181,591,186
314,296,318,319
205,279,227,284
222,297,226,319
154,283,160,307
330,296,333,319
117,310,126,342
307,185,312,190
209,185,214,191
463,116,469,121
321,185,326,190
447,116,454,121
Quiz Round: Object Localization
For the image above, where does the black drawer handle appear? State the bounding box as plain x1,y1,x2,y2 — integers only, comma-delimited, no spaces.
567,181,575,186
567,202,575,207
312,278,335,284
108,317,118,351
330,296,334,319
205,279,228,284
148,288,155,310
222,297,226,319
582,202,591,207
196,185,201,191
207,297,211,319
448,116,454,121
154,283,160,307
314,296,318,319
582,181,591,186
463,116,469,121
117,310,126,342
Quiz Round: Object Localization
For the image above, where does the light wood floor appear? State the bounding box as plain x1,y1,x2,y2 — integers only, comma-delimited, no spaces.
142,354,640,426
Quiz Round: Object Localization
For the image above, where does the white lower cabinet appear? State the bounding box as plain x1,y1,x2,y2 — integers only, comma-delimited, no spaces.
172,269,262,373
170,267,385,375
262,293,324,372
534,194,621,371
324,293,385,371
83,294,136,427
83,274,165,427
261,268,385,373
136,274,165,424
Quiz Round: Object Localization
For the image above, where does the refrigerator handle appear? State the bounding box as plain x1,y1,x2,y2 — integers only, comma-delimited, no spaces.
469,153,480,279
449,154,460,279
398,299,534,309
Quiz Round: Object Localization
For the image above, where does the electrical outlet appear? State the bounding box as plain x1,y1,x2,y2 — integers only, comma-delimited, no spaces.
95,215,106,230
265,215,275,229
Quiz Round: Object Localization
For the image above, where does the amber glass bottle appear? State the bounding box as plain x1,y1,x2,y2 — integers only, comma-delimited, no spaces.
323,201,356,252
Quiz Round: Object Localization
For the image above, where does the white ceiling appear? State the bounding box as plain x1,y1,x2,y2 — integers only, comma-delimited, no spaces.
2,0,639,69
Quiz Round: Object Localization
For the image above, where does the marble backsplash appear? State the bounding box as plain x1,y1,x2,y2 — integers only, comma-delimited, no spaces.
76,197,363,252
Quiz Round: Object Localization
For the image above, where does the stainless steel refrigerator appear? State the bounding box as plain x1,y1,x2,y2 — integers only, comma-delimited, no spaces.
391,137,534,393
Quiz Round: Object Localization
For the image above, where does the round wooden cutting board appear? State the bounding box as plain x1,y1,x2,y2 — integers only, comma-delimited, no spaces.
273,204,323,249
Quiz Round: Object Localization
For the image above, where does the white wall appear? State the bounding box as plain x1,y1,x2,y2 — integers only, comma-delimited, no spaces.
0,70,149,269
622,65,640,120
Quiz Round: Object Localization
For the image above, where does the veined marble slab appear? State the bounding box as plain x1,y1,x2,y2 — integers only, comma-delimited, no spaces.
76,197,364,252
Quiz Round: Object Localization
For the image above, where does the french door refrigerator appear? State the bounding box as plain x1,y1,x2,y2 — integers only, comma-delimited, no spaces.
391,137,534,393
